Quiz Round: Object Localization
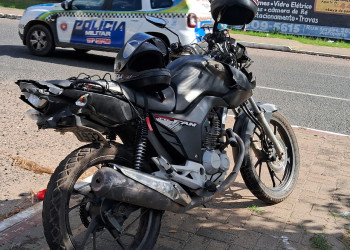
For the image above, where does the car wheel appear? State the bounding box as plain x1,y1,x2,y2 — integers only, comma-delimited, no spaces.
26,24,55,56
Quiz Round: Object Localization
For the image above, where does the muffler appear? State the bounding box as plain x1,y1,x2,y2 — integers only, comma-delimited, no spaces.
91,132,245,213
91,166,191,212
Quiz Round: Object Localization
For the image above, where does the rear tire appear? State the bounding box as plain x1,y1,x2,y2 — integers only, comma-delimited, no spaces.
42,142,163,249
26,24,55,56
240,111,300,204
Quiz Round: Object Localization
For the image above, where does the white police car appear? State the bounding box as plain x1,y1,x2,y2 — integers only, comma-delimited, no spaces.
18,0,212,56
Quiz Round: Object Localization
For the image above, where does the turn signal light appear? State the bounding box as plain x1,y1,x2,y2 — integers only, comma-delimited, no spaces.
75,94,89,107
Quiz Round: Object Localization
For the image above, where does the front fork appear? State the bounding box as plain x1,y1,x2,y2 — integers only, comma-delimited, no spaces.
247,97,284,158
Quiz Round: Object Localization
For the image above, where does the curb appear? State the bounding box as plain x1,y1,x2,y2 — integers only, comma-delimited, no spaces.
240,41,350,60
291,49,350,59
0,176,93,234
0,13,22,19
239,41,292,52
0,201,42,233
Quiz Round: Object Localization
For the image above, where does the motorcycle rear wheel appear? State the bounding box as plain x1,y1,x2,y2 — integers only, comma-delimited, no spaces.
240,111,300,204
42,142,163,250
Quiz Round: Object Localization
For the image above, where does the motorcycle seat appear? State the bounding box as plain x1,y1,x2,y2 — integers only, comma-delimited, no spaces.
42,79,176,112
108,82,176,112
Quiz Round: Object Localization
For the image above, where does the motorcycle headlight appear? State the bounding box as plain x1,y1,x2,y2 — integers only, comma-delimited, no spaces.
27,94,48,109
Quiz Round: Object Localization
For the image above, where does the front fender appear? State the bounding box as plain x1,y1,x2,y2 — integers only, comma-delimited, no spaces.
233,103,279,160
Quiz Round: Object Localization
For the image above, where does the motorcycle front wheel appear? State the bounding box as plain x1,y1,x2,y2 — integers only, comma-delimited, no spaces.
42,142,163,250
240,111,300,204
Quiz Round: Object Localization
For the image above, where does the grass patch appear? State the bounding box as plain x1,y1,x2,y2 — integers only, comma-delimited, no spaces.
247,204,265,213
298,224,307,233
230,29,350,49
310,234,331,250
329,211,350,221
344,224,350,249
0,0,60,9
11,156,53,174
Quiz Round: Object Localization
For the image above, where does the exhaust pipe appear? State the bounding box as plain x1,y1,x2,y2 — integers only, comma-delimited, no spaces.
91,167,191,212
91,132,245,213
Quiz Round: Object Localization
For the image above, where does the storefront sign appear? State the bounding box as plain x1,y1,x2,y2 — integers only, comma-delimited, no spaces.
245,0,350,40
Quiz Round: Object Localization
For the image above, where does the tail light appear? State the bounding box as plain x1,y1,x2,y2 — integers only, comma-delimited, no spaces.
27,94,48,109
187,13,197,28
76,94,90,107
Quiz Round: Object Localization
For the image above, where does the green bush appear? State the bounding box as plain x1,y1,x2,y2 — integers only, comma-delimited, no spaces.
0,0,62,9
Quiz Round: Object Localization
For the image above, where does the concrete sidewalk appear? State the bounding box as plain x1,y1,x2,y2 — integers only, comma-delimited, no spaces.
0,125,349,249
0,7,23,19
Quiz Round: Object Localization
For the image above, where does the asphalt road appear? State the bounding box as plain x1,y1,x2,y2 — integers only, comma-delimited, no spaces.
1,19,349,135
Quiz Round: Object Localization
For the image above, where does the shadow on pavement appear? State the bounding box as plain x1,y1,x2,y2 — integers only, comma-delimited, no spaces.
0,45,115,72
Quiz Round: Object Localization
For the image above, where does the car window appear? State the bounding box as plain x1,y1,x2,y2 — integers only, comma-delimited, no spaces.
111,0,142,11
72,0,105,10
151,0,173,9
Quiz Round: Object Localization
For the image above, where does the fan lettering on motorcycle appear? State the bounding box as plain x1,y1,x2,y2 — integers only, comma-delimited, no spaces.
155,115,197,132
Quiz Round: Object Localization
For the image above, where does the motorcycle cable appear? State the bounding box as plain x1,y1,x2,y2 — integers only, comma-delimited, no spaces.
241,102,265,137
113,81,143,120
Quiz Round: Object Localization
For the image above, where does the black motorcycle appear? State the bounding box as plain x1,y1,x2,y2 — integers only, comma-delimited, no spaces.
15,0,299,249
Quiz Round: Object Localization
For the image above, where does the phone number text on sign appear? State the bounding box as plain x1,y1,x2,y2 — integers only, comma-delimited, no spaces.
246,20,350,40
248,21,301,33
315,0,350,15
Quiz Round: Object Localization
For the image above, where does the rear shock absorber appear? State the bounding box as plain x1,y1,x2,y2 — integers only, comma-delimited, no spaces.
134,119,148,170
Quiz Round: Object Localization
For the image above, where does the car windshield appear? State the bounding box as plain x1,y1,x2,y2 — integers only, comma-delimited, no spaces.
111,0,142,11
72,0,105,10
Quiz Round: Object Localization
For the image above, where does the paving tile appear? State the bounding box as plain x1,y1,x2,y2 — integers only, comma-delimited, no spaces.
1,128,349,249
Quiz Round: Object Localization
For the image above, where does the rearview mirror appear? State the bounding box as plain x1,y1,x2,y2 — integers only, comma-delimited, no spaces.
145,16,167,29
61,0,73,10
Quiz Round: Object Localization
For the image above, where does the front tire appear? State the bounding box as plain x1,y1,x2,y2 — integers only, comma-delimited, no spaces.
240,111,300,204
42,143,163,249
26,24,55,56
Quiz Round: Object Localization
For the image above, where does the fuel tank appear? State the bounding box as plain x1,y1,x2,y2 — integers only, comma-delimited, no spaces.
167,55,253,112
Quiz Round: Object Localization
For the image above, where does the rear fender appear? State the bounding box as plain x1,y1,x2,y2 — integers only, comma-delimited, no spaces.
36,106,108,143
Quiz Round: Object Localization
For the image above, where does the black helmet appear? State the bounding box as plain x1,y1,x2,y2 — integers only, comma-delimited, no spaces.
114,33,171,92
211,0,258,25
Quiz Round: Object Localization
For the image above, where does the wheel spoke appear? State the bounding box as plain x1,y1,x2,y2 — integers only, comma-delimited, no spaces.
79,216,98,249
267,167,277,187
122,208,148,234
36,43,42,50
253,158,263,177
258,161,262,177
93,231,97,250
273,172,282,183
33,31,39,40
39,40,47,47
29,39,38,46
253,158,262,168
116,238,126,250
73,187,94,199
39,31,46,40
69,200,89,213
123,232,136,237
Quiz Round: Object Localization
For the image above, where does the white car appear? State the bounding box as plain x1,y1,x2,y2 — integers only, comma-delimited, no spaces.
18,0,212,56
